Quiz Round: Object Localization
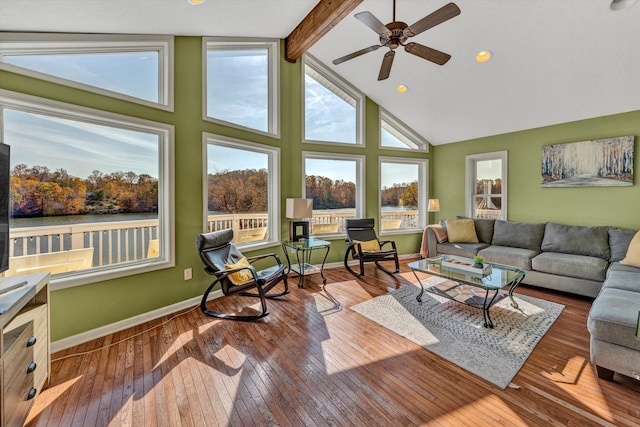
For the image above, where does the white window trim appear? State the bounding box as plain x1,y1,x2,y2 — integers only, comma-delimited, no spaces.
302,54,365,147
0,33,174,112
203,133,280,250
379,108,429,152
0,89,175,291
302,151,365,238
379,157,428,235
202,37,280,139
465,151,508,220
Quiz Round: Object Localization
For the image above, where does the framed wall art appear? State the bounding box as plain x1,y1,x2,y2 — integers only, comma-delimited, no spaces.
541,135,634,187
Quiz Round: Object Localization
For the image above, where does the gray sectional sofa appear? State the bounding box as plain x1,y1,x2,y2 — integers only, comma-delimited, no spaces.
423,218,640,382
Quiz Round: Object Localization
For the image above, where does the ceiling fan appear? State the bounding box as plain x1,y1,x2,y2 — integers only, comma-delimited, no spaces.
332,1,461,81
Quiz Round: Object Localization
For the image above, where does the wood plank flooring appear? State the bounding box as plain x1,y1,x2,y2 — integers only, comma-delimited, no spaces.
26,259,640,426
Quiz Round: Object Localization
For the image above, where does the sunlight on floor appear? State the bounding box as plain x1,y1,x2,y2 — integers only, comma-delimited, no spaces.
541,357,616,423
425,394,526,425
27,376,82,421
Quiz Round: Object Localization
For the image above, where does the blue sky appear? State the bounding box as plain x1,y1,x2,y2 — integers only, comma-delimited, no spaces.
3,51,422,188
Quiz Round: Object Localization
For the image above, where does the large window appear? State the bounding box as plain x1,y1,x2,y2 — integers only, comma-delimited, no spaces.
303,152,365,236
380,108,429,151
0,89,174,290
303,55,364,145
465,151,508,220
0,34,174,110
379,157,428,233
204,38,279,137
204,134,280,249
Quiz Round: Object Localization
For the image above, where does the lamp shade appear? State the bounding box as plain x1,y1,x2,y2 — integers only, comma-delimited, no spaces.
286,198,312,219
428,199,440,212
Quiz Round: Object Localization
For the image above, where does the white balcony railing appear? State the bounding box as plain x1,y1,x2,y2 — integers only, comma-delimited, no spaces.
6,210,419,275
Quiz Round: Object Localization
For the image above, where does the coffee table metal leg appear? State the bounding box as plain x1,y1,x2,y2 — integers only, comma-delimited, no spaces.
412,270,425,302
482,289,500,328
319,245,330,284
508,276,524,309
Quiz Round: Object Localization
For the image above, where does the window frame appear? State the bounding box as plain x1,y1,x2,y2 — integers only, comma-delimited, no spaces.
202,37,280,138
0,89,175,291
0,33,174,111
302,54,365,147
379,108,429,152
465,150,508,220
302,151,365,238
378,156,429,235
203,132,280,251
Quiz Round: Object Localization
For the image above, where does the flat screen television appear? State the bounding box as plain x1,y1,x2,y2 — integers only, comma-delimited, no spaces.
0,143,10,274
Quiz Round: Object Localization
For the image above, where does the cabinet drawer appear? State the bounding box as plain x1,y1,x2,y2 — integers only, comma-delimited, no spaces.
3,366,37,427
3,321,35,389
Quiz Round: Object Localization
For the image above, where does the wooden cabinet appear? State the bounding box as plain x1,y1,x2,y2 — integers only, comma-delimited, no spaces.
0,274,50,427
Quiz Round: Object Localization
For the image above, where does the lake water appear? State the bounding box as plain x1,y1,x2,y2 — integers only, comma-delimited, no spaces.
11,212,158,228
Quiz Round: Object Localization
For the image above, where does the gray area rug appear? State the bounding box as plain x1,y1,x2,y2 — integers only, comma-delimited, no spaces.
350,277,564,389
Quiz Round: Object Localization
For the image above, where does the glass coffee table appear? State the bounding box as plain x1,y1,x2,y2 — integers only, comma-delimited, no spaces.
408,255,527,328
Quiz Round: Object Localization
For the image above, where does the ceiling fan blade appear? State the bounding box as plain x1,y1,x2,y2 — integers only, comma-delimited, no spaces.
378,51,395,81
403,2,461,38
405,42,451,65
333,45,381,65
355,11,392,37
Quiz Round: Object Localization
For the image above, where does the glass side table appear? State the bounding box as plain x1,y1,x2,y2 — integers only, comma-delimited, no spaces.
282,238,330,288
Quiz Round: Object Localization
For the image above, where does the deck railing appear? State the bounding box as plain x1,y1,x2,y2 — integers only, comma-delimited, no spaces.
7,210,419,271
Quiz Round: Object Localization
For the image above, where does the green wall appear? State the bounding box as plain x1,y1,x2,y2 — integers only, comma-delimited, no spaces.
0,36,427,341
433,111,640,229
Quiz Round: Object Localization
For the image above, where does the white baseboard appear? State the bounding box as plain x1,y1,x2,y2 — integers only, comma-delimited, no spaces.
51,288,222,353
51,253,420,353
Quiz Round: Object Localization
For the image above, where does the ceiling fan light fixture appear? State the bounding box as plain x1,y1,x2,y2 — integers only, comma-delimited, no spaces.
610,0,638,10
476,50,492,63
187,0,206,5
396,85,408,93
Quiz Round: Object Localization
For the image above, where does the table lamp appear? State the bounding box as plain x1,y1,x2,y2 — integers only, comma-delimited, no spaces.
428,199,440,213
286,198,312,241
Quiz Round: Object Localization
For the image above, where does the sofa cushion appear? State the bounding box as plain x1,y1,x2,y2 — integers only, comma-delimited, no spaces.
609,227,637,262
602,270,640,292
477,245,537,270
445,219,478,243
436,242,488,259
540,222,610,260
491,220,546,252
532,252,608,282
587,288,640,351
607,261,640,275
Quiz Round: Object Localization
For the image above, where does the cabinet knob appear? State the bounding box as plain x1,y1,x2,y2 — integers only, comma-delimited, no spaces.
26,387,37,400
27,362,37,374
26,336,37,347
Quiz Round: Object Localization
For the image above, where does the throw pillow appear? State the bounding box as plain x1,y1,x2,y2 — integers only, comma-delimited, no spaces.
355,239,381,252
225,257,253,284
620,231,640,268
445,219,479,243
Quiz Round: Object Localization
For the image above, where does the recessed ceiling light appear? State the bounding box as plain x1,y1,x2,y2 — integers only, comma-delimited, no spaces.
610,0,638,10
476,50,493,63
396,85,408,93
188,0,206,5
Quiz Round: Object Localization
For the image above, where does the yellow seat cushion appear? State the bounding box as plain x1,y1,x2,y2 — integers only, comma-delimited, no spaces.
621,231,640,268
225,257,253,284
355,239,381,252
445,219,479,244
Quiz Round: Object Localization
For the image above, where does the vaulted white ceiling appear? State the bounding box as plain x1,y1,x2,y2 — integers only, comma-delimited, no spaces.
2,0,639,145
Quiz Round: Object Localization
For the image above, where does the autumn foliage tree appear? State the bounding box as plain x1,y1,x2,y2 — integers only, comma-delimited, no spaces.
10,164,158,218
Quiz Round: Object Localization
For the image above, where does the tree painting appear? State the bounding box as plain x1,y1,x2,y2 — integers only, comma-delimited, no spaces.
541,135,634,187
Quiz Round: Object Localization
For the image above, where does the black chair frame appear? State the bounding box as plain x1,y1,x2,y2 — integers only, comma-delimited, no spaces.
197,229,289,321
343,218,400,277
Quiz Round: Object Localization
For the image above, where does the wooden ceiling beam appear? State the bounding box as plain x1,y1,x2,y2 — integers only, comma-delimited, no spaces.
285,0,363,63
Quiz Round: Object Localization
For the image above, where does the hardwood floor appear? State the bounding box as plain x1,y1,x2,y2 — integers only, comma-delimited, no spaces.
27,259,640,426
